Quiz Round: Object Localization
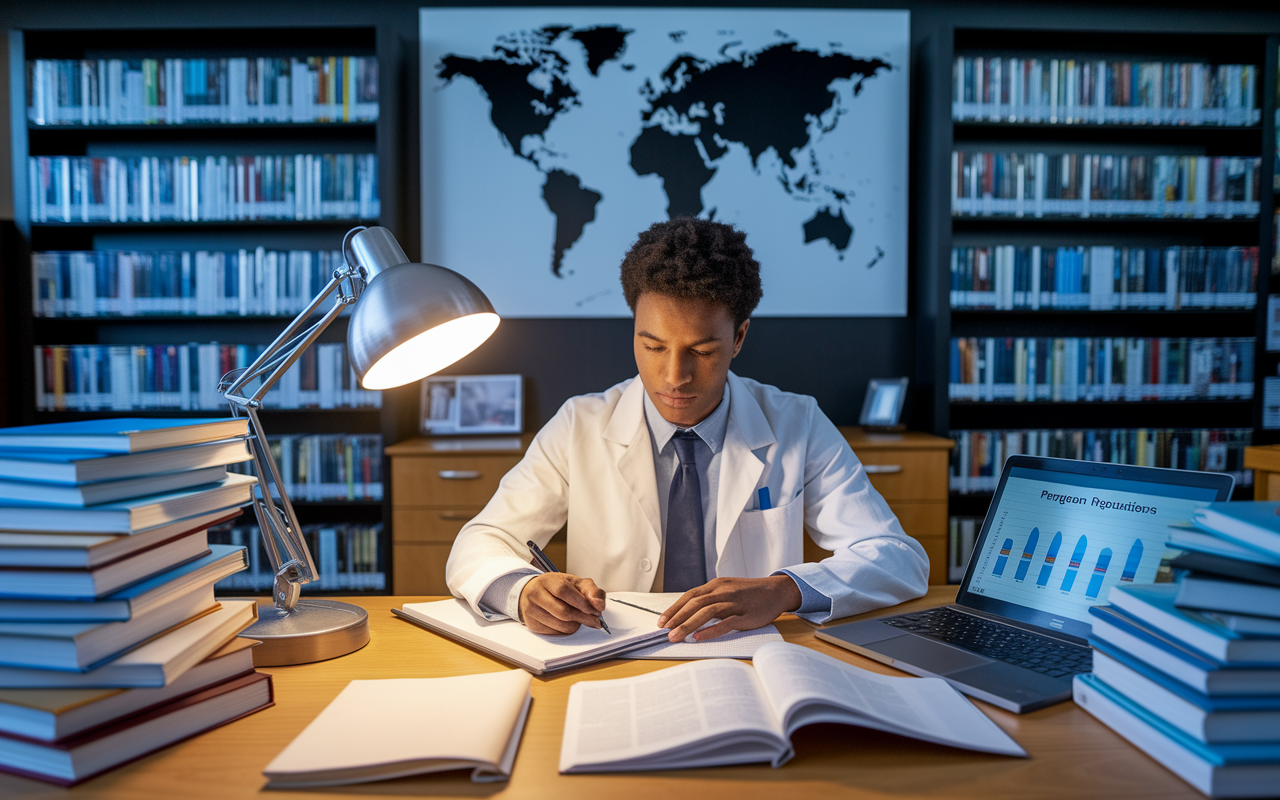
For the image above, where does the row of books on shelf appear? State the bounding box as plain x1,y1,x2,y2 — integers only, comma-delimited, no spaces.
35,343,381,412
950,337,1254,402
27,56,379,126
950,245,1258,310
0,417,272,785
952,57,1260,126
33,248,348,317
29,153,380,223
209,522,384,591
948,428,1252,495
951,152,1261,218
225,434,382,502
1075,504,1280,797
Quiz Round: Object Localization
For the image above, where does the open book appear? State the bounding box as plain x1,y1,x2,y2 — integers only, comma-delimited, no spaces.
560,641,1026,772
394,598,671,675
263,670,532,786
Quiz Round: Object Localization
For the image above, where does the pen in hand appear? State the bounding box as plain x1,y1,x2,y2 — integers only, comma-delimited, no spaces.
526,540,611,634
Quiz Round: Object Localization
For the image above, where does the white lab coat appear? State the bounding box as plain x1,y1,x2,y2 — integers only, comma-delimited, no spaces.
445,372,929,623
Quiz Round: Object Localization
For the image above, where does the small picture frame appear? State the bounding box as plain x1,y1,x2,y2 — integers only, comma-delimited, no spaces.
421,374,523,435
859,377,909,431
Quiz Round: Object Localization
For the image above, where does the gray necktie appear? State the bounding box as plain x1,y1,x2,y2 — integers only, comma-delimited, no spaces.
664,430,706,592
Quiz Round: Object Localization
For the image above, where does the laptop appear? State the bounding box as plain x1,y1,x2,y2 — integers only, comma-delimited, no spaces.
815,455,1234,713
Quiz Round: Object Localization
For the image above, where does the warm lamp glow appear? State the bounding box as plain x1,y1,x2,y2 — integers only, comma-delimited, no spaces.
359,312,501,390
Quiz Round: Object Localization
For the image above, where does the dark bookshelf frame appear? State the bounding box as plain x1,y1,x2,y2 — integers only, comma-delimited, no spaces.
1255,36,1280,443
6,24,403,595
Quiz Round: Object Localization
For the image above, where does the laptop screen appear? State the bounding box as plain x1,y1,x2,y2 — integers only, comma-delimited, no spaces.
956,456,1232,642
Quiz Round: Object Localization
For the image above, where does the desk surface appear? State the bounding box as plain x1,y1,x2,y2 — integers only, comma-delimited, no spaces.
2,587,1199,800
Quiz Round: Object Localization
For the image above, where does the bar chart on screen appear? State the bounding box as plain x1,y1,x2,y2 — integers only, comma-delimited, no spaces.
966,474,1208,621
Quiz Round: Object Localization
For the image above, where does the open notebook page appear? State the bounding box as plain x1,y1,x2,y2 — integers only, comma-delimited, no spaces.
398,598,670,672
609,592,783,659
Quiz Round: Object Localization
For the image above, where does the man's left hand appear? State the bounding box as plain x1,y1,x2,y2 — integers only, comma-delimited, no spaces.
657,575,802,642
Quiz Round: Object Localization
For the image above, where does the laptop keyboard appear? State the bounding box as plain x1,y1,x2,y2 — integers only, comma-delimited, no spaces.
882,607,1092,679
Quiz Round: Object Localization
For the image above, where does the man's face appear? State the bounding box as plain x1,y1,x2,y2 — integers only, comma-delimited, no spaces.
633,293,748,427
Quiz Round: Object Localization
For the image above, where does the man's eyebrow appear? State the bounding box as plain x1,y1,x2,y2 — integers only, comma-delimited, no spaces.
636,330,720,347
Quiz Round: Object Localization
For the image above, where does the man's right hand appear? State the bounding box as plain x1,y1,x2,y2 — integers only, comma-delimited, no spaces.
518,573,606,635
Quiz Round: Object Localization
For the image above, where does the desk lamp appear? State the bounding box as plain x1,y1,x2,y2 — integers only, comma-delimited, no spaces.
221,226,499,665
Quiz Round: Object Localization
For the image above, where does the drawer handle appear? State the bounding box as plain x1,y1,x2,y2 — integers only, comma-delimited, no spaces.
438,470,482,480
864,464,903,474
439,511,473,521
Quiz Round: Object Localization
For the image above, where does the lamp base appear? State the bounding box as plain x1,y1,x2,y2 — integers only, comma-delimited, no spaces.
238,598,370,666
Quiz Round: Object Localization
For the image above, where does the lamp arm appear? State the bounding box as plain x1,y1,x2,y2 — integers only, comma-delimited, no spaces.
223,270,359,404
221,264,365,612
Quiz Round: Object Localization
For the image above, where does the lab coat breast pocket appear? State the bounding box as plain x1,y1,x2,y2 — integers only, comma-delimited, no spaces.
735,497,805,577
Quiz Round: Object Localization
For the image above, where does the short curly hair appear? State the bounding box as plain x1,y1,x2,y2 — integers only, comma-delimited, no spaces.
619,218,762,327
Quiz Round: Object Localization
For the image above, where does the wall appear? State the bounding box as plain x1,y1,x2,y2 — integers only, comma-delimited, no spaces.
4,1,1279,437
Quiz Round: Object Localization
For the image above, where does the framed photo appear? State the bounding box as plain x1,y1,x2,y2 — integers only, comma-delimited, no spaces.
859,377,908,429
421,374,523,435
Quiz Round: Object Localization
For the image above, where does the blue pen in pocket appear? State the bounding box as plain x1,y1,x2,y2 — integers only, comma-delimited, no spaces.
757,487,771,510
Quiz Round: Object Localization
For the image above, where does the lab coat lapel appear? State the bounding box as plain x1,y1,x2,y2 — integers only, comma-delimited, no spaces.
603,378,662,547
715,373,776,572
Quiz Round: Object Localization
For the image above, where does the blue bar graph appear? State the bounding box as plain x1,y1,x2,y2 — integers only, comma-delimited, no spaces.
1060,536,1088,592
1036,532,1063,587
1086,548,1113,599
1119,540,1144,583
1014,528,1040,581
993,538,1014,576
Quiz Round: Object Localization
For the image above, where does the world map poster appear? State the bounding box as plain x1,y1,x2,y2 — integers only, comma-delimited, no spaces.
419,8,909,317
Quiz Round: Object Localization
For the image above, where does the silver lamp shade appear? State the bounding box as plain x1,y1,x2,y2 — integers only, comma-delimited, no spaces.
346,227,500,390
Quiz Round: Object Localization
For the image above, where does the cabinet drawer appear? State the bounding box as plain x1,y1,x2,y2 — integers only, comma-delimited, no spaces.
393,507,482,544
855,449,948,501
393,543,452,596
391,454,521,507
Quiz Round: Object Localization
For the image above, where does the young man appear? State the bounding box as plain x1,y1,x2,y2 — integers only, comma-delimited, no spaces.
446,219,928,642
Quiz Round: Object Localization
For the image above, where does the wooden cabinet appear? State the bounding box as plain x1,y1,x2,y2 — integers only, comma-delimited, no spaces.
385,436,529,595
388,427,954,594
836,428,954,585
1245,444,1280,500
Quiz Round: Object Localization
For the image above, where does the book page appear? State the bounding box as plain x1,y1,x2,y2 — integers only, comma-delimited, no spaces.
753,642,1026,757
560,659,786,773
264,670,532,786
624,626,784,659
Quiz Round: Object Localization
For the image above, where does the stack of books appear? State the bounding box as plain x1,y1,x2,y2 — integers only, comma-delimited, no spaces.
0,418,273,785
1074,501,1280,797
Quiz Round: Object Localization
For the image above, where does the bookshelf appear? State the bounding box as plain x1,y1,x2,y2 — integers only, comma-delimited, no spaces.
1261,37,1280,436
940,29,1277,582
6,26,404,595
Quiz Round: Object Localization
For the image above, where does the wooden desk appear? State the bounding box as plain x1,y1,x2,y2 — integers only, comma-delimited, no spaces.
1,587,1201,799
